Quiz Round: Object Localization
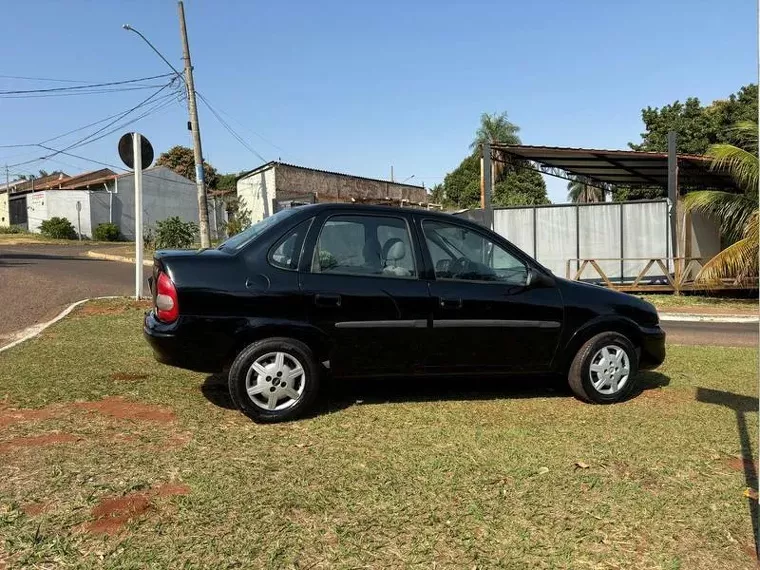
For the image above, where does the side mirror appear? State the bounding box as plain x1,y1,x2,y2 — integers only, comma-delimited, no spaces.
526,267,553,288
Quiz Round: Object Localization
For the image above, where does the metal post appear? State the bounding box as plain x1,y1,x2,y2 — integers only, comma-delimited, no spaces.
133,133,144,300
575,205,580,272
620,203,625,284
4,165,9,225
178,0,211,248
76,201,82,241
667,130,679,274
482,142,493,230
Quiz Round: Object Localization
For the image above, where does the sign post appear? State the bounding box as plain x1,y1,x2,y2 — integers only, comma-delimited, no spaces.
118,131,154,300
133,133,144,299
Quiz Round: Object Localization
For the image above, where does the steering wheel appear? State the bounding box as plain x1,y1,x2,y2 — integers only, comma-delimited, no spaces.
450,256,470,277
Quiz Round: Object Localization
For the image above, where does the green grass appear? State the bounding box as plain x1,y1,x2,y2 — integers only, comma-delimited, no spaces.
637,294,758,313
0,300,757,569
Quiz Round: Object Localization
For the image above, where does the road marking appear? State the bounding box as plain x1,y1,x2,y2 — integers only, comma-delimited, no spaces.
0,296,122,354
659,313,759,324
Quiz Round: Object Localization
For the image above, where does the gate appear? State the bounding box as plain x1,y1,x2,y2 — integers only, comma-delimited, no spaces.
9,195,28,229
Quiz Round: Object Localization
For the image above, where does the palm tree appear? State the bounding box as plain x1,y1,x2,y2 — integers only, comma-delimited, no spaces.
567,175,606,203
470,112,521,149
683,120,758,285
470,112,522,182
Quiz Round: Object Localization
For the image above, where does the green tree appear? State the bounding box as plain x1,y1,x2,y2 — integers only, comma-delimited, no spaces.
567,175,606,203
470,111,521,149
620,84,757,202
683,120,758,285
439,113,547,209
156,146,219,189
216,173,238,193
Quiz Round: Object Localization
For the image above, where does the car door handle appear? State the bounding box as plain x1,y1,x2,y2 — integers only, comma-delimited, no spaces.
315,293,342,308
439,297,463,309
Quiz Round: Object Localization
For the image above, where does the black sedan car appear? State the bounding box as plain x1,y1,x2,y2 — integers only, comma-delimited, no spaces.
145,204,665,422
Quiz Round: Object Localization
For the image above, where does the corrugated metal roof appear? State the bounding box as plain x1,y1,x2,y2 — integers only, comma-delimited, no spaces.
493,144,737,191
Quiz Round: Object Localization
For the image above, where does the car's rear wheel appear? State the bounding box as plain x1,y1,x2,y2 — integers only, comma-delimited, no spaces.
568,332,638,403
228,337,320,423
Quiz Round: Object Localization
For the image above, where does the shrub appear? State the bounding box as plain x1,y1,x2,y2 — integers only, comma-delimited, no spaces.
223,196,252,237
0,225,25,234
39,217,77,240
154,217,198,249
92,223,120,242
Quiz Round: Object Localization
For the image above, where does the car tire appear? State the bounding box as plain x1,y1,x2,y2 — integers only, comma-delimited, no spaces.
568,332,638,404
228,337,320,423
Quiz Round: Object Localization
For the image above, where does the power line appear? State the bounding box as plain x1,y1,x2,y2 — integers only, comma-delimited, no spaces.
0,74,91,83
0,85,170,99
0,73,174,95
7,80,180,169
197,92,287,155
196,92,267,162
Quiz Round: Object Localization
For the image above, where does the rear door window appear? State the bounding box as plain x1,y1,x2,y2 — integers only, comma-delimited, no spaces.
311,215,417,278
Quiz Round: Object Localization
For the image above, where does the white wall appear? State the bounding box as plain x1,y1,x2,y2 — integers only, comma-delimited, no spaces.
28,190,92,237
237,167,276,223
115,166,200,239
0,193,8,227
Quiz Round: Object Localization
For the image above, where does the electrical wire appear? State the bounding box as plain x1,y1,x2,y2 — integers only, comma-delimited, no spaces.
0,85,170,99
7,79,181,169
0,73,174,95
195,92,268,162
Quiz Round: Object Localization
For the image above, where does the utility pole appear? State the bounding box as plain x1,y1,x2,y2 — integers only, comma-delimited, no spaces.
177,0,211,248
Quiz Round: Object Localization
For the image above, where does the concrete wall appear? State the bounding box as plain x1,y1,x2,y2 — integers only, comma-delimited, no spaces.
115,166,199,239
0,193,8,227
237,168,276,223
276,164,427,204
28,190,93,237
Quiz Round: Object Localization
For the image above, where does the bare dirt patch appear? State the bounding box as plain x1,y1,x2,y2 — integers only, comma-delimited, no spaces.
86,483,190,535
110,372,149,382
0,404,58,428
727,457,759,473
0,433,78,453
73,396,175,423
22,502,49,516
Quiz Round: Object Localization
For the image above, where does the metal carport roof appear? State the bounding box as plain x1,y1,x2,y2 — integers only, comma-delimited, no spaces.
492,144,739,191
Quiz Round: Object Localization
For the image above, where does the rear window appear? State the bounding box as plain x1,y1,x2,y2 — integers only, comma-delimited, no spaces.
219,209,299,251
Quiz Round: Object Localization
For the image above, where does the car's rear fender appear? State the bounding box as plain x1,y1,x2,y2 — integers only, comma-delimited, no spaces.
225,319,332,369
554,315,646,374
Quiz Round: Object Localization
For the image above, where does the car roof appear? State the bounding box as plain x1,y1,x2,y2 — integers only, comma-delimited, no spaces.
293,202,463,222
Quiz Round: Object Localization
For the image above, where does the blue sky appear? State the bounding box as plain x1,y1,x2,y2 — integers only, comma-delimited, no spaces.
1,0,756,203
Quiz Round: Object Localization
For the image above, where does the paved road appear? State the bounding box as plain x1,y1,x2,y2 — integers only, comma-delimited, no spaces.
661,319,758,348
0,243,150,342
0,243,757,349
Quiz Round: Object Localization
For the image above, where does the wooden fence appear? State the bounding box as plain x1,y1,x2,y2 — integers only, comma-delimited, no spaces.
565,257,753,293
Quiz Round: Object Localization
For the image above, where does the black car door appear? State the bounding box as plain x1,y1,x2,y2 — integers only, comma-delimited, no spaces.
418,217,563,374
299,211,431,377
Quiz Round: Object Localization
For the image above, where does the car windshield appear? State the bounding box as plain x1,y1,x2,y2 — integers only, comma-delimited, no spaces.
218,208,299,251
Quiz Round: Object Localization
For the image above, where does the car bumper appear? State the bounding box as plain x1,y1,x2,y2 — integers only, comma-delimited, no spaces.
638,325,666,370
143,311,224,373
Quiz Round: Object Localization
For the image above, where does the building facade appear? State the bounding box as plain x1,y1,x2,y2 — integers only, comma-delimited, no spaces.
237,162,430,223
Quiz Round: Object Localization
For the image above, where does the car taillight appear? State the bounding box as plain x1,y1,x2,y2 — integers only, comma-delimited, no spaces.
155,272,179,323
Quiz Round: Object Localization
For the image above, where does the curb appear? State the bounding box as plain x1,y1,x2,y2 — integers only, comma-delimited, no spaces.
0,296,123,354
86,250,152,266
659,313,759,324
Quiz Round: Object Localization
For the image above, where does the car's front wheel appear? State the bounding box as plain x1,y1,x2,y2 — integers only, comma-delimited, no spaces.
568,332,638,403
228,337,320,423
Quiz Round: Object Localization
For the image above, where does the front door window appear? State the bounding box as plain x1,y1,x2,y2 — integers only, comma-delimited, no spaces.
422,220,527,286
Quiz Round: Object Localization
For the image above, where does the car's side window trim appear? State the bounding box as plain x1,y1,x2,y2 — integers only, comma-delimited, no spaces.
266,217,314,272
420,218,531,285
309,212,421,280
